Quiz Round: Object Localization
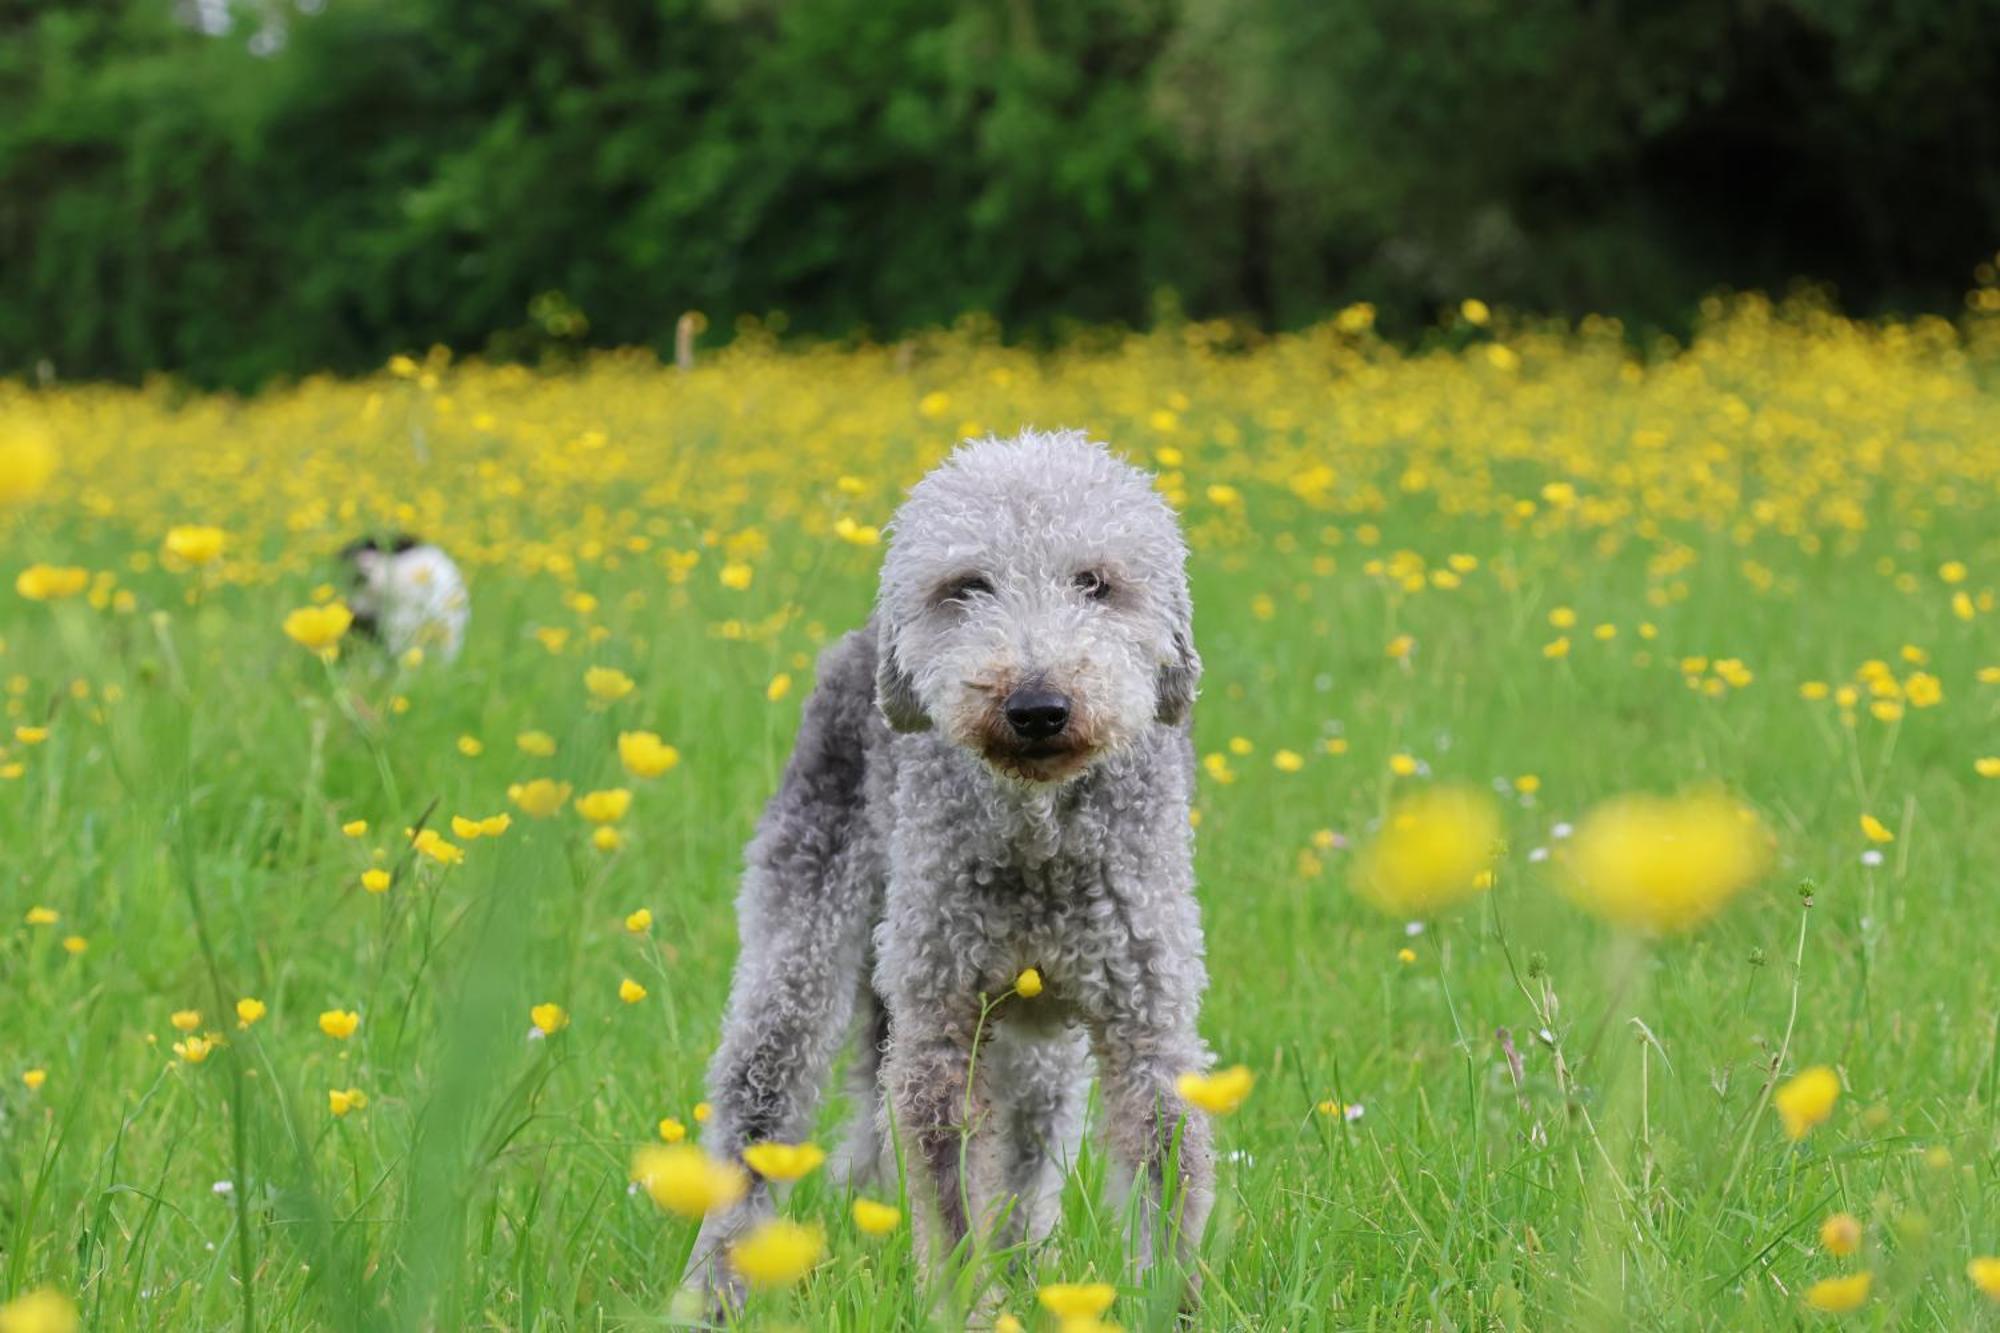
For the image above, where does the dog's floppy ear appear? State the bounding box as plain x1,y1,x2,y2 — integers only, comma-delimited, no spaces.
875,616,931,733
1154,614,1201,725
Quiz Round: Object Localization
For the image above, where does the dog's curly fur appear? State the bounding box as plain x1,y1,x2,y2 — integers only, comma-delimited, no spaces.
685,429,1213,1309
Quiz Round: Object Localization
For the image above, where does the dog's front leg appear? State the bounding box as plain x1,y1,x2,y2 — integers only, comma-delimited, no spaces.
1093,1021,1215,1293
879,1004,995,1274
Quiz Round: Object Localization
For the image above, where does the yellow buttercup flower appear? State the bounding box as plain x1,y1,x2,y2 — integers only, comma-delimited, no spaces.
170,1009,201,1032
0,1287,78,1333
625,907,653,933
1038,1283,1117,1321
851,1197,901,1236
23,1068,48,1091
631,1144,747,1218
618,977,647,1004
361,868,392,893
173,1034,218,1064
328,1087,368,1117
1562,792,1771,933
16,565,90,601
574,788,632,824
1802,1271,1871,1314
14,725,48,745
235,998,267,1028
61,935,86,956
282,602,353,653
657,1117,687,1143
530,1002,568,1034
1176,1065,1254,1115
0,427,57,504
1014,967,1043,998
741,1141,826,1181
1859,814,1894,843
508,778,573,817
766,672,792,702
341,819,368,837
584,665,635,702
318,1009,360,1040
1350,786,1499,915
1774,1065,1840,1140
728,1219,824,1289
516,729,557,756
618,730,680,778
411,828,463,865
1969,1256,2000,1301
1819,1212,1862,1257
24,906,58,925
162,525,227,566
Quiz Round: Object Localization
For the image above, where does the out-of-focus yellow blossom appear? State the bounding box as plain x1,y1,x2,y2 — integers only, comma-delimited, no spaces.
631,1144,747,1218
1351,786,1499,915
1562,792,1770,932
1775,1065,1840,1140
530,1002,568,1034
741,1141,826,1181
341,819,368,837
508,778,573,817
1802,1272,1871,1314
1976,757,2000,778
1176,1064,1254,1114
718,561,754,590
0,1287,78,1333
0,427,57,504
1015,967,1043,998
618,731,680,778
594,824,623,850
575,788,632,824
584,665,635,702
851,1197,901,1236
618,977,647,1004
361,868,392,893
515,730,557,757
456,735,484,757
1272,748,1304,772
625,908,653,933
282,602,353,652
24,906,58,925
60,935,86,955
170,1009,201,1032
411,828,463,865
235,998,267,1028
1038,1284,1117,1322
328,1087,368,1118
728,1219,824,1289
1969,1257,2000,1301
162,525,227,566
23,1069,47,1091
318,1009,360,1040
1859,814,1894,843
657,1117,686,1143
1819,1212,1862,1256
766,672,792,701
173,1034,218,1064
16,565,90,601
14,725,47,744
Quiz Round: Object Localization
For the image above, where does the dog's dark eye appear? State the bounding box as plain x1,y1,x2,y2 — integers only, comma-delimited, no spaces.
943,574,993,603
1074,570,1111,600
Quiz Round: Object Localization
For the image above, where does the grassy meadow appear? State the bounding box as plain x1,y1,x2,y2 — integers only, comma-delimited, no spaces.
3,294,2000,1330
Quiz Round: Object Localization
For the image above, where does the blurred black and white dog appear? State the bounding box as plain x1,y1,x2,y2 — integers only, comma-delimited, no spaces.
338,535,470,663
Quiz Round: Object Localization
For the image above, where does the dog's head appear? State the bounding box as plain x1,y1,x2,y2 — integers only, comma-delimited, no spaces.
337,533,423,638
874,429,1199,784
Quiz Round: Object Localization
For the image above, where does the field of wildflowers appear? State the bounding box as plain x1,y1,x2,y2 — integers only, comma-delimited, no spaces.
3,290,1999,1330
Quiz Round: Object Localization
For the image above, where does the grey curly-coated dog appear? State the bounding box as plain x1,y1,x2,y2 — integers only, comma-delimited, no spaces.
684,428,1214,1310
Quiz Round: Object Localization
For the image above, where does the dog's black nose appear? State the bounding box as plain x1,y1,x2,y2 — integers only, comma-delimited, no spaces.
1004,686,1070,740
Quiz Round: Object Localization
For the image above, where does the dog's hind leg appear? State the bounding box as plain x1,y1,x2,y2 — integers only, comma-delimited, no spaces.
829,982,891,1190
680,631,885,1311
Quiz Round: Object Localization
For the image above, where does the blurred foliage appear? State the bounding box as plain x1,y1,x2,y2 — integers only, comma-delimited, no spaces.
4,0,1999,387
